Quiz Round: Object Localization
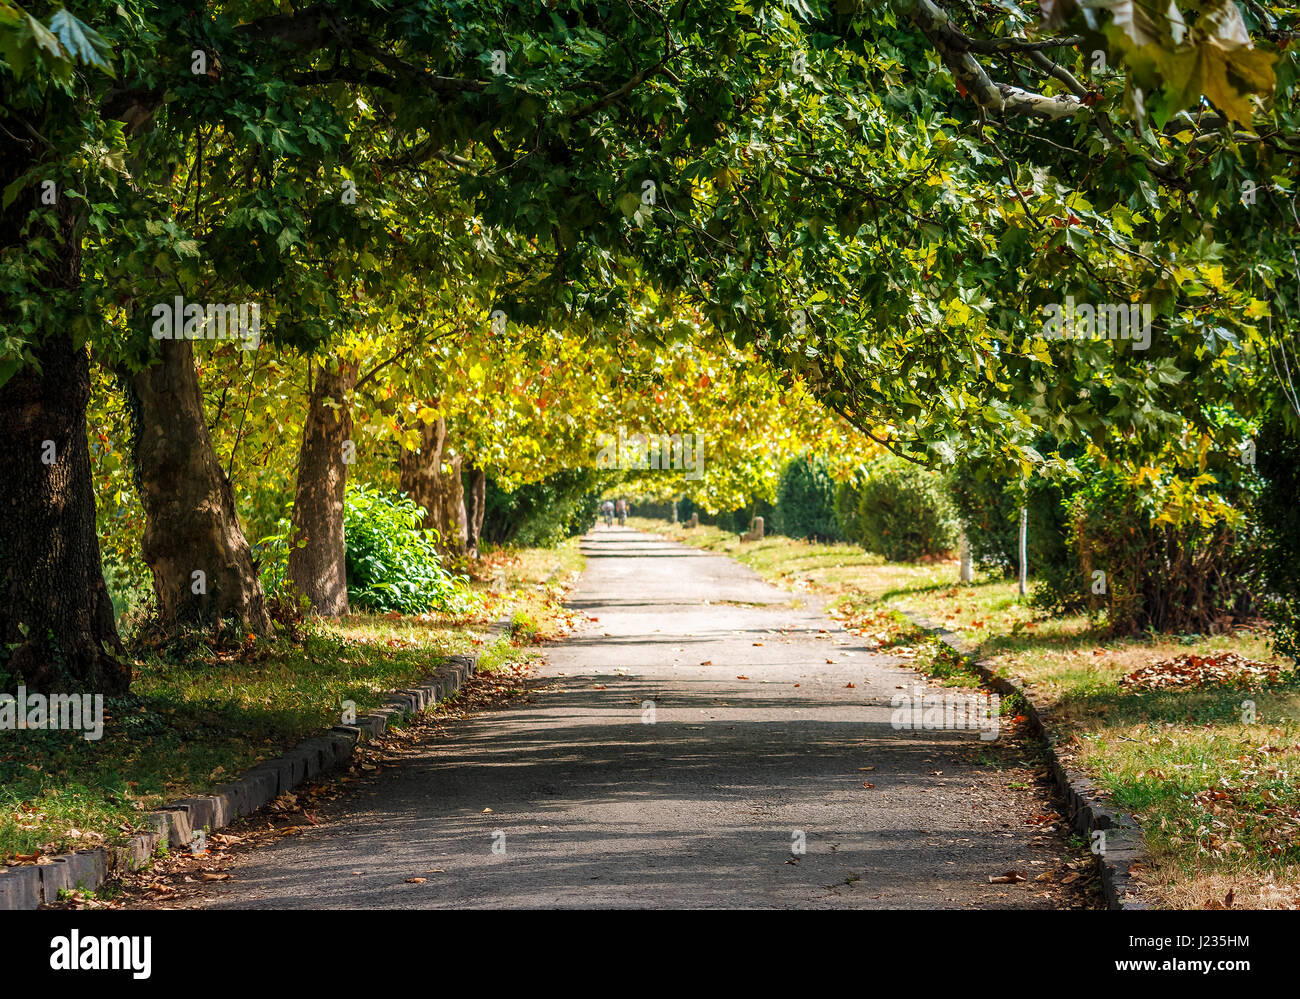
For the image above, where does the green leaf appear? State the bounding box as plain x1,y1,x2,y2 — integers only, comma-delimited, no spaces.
0,355,24,391
1,173,32,210
47,7,114,77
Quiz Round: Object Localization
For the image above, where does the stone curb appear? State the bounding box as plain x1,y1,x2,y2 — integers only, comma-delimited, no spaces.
0,651,479,910
902,612,1153,911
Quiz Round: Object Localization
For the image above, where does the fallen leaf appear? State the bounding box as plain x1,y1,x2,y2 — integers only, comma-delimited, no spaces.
988,871,1028,884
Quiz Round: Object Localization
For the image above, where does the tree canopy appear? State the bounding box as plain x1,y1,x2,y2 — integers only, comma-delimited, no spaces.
2,0,1297,690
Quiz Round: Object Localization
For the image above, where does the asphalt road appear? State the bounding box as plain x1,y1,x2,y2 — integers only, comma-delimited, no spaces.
200,526,1084,909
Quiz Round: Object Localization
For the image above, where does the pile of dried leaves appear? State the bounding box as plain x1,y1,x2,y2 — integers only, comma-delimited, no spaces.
1119,651,1286,691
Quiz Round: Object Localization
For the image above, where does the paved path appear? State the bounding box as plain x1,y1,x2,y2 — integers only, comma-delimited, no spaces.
201,527,1081,909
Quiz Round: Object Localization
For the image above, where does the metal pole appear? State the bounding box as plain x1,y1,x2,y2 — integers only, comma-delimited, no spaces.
1018,505,1028,596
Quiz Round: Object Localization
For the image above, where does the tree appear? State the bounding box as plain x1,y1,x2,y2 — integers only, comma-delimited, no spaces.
3,0,1294,693
287,356,358,616
1,3,128,692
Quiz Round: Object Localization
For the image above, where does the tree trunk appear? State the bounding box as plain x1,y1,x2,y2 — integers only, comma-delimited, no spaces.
0,135,129,694
0,337,131,694
445,456,468,552
398,416,467,553
959,532,973,583
465,462,486,559
287,359,357,616
399,417,445,530
129,339,271,634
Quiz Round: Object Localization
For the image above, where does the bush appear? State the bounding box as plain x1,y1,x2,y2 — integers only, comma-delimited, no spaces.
948,462,1020,574
948,456,1071,581
834,475,864,543
854,456,958,561
1257,407,1300,663
727,497,776,535
630,497,677,520
481,468,603,547
254,516,295,600
774,456,842,541
673,494,774,534
1032,448,1263,635
344,484,474,615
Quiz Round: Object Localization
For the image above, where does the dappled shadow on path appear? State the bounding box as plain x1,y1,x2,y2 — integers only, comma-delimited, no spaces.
206,671,1050,910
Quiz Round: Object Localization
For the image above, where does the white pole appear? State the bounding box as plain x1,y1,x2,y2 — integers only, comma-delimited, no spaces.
959,532,973,583
1018,505,1028,596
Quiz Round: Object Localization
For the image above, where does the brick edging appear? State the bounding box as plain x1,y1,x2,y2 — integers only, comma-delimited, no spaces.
903,613,1154,910
0,652,478,911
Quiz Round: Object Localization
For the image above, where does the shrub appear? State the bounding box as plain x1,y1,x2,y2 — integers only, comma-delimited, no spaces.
481,468,603,547
834,475,864,543
1033,447,1263,635
948,456,1071,581
774,455,842,541
726,497,776,535
254,516,296,600
1257,407,1300,664
344,484,474,615
630,496,677,520
673,494,774,534
855,456,959,561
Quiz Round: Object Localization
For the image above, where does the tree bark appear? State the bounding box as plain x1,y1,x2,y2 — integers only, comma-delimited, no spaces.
465,462,486,559
129,339,270,634
287,359,357,616
398,416,467,553
0,337,131,694
446,457,468,552
0,134,129,694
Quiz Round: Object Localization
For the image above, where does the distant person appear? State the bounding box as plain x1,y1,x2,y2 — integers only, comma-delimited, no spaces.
615,498,628,526
601,499,615,527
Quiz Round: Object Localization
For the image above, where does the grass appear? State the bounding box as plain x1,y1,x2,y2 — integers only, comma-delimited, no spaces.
0,538,584,865
635,516,1300,909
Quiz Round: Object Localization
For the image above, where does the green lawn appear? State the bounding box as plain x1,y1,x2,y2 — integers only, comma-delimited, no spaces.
0,539,583,864
635,517,1300,910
